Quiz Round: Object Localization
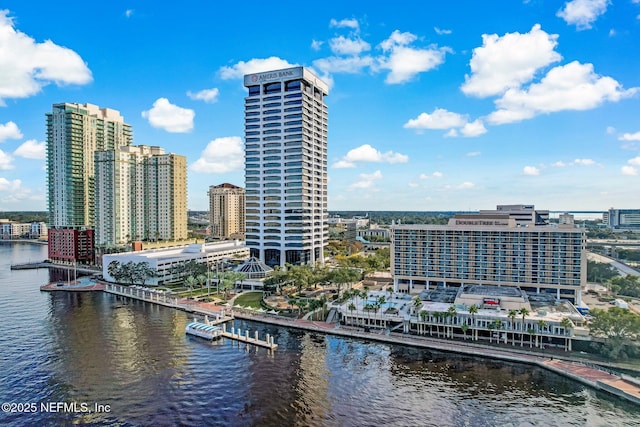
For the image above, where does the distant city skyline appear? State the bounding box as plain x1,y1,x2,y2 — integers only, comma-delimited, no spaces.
1,1,639,212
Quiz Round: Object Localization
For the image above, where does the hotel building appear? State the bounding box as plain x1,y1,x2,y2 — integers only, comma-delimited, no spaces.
391,213,586,304
208,183,246,240
243,67,329,267
94,145,188,246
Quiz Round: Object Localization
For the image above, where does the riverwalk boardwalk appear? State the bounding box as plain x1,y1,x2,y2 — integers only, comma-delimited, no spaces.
51,282,640,407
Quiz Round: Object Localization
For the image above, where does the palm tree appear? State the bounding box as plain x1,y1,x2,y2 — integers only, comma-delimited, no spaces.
184,276,197,298
461,323,469,340
494,319,504,343
561,317,574,351
519,307,530,347
508,309,518,346
469,304,479,341
348,302,356,325
413,296,423,316
527,328,535,348
447,305,457,339
419,310,429,335
536,320,548,348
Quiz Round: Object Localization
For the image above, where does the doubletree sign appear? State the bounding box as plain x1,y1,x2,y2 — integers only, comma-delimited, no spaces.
483,298,500,306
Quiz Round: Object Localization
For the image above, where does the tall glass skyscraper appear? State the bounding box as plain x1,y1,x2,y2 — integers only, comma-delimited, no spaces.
243,67,328,267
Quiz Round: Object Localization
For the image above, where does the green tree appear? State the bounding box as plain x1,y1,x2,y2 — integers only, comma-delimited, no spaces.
507,309,518,346
536,320,548,348
519,307,530,347
589,307,640,360
469,304,479,341
107,260,122,283
184,276,197,297
561,317,574,351
587,260,619,283
609,275,640,298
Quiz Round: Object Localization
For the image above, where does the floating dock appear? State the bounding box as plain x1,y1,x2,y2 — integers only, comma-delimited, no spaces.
221,323,278,350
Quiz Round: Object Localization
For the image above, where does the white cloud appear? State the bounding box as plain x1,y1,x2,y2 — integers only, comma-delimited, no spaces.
125,9,134,18
629,157,640,166
219,57,297,80
488,61,637,124
434,27,452,35
408,182,419,188
606,126,616,134
0,149,14,170
330,18,359,31
13,139,45,159
460,119,487,137
619,131,640,141
466,151,481,157
141,98,194,133
404,108,485,138
523,166,540,175
443,181,475,190
621,165,637,176
462,24,561,98
404,108,467,130
557,0,609,30
311,40,324,51
377,30,448,84
0,177,20,191
0,10,92,105
351,170,383,189
552,161,567,167
329,36,370,56
313,55,374,75
190,136,244,173
0,121,22,142
419,172,443,179
333,144,408,168
187,88,219,103
574,158,595,166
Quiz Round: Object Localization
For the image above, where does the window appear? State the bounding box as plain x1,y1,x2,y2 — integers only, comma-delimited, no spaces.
264,82,281,94
264,102,281,108
248,86,260,96
264,109,281,115
284,92,302,99
285,80,301,91
264,116,281,122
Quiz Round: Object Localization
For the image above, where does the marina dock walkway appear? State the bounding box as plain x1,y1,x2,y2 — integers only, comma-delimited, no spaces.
95,283,640,406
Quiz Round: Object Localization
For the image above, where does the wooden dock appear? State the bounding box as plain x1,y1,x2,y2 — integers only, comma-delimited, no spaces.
220,323,278,350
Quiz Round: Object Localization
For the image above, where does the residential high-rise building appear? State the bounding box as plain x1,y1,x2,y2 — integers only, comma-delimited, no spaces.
94,145,187,246
208,183,246,240
243,66,329,267
46,103,133,228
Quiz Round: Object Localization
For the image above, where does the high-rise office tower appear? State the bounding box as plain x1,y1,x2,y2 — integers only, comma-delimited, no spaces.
94,145,187,246
46,103,133,228
208,183,246,240
243,67,329,267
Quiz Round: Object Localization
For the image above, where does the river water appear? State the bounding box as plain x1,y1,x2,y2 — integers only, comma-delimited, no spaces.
1,242,639,426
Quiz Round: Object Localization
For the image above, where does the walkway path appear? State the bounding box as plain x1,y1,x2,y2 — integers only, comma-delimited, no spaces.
99,283,640,406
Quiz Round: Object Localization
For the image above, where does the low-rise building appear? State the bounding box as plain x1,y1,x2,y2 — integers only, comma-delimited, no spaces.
102,240,249,285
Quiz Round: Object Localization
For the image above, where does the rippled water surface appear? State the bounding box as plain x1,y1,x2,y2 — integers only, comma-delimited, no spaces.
1,243,639,426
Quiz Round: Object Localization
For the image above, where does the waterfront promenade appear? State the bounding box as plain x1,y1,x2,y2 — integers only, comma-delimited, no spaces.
80,283,640,406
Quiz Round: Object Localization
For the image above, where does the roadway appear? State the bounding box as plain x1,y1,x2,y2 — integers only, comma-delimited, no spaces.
587,251,640,277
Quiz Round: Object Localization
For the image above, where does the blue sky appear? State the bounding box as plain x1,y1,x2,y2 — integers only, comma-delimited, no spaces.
1,0,639,212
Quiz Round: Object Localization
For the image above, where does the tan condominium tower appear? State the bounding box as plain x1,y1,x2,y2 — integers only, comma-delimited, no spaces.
208,183,246,240
243,66,329,267
94,145,188,246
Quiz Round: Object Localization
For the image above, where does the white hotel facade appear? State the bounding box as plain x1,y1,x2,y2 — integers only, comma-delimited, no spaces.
391,214,587,304
243,67,329,267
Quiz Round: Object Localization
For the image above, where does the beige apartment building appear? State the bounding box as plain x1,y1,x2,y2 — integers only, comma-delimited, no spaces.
95,145,187,246
208,183,245,240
